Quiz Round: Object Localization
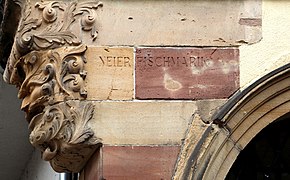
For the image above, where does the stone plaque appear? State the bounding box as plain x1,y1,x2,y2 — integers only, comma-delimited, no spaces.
135,48,239,99
86,47,134,100
91,0,262,46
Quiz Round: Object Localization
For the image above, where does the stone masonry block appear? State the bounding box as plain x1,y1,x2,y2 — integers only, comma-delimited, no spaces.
102,146,180,180
89,0,261,46
90,101,197,145
86,47,134,100
135,48,239,100
81,146,180,180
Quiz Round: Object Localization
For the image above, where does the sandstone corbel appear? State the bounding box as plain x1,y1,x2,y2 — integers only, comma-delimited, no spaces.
2,0,103,172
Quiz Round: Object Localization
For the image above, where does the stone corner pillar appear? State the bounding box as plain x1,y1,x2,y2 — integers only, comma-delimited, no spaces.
2,0,103,173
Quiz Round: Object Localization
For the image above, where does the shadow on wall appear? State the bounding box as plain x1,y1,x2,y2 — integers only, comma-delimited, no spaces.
0,74,33,180
20,149,60,180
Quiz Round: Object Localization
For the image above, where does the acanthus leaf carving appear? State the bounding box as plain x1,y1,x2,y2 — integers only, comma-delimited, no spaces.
14,44,88,112
35,1,65,23
76,1,103,41
9,44,101,172
4,0,103,84
29,100,101,172
32,31,81,49
69,101,96,144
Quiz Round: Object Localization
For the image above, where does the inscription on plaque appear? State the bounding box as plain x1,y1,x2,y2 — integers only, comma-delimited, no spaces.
135,48,239,99
98,56,132,67
136,56,210,68
86,47,134,100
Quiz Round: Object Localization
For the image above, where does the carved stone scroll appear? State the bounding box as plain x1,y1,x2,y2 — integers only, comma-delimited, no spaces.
13,45,88,111
29,100,101,172
4,0,103,83
10,45,101,172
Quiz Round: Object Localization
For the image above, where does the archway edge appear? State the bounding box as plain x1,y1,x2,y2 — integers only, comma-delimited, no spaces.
193,63,290,180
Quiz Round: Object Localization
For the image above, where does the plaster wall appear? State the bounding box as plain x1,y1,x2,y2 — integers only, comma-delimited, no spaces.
240,1,290,87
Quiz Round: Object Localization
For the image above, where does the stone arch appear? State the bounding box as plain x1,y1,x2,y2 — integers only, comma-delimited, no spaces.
226,111,290,179
192,63,290,180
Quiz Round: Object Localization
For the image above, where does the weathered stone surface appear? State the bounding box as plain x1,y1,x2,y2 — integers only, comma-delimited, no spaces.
81,146,180,180
8,45,100,173
80,149,102,180
135,48,239,99
196,99,227,123
90,101,197,145
173,114,212,180
90,0,261,46
102,146,180,179
86,47,134,100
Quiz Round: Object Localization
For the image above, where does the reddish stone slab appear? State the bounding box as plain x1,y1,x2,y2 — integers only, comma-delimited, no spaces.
102,146,180,180
135,48,239,99
81,149,102,180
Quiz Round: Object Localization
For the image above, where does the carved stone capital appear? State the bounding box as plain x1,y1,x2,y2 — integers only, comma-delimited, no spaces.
10,45,101,172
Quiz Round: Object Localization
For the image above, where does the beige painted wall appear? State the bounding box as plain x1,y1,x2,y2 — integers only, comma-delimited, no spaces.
240,1,290,87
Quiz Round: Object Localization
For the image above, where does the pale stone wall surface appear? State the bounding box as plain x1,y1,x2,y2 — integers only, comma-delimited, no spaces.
86,47,134,100
91,101,197,145
93,0,261,46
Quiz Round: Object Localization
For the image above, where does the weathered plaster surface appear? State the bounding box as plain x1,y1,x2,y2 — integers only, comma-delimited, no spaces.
240,1,290,87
